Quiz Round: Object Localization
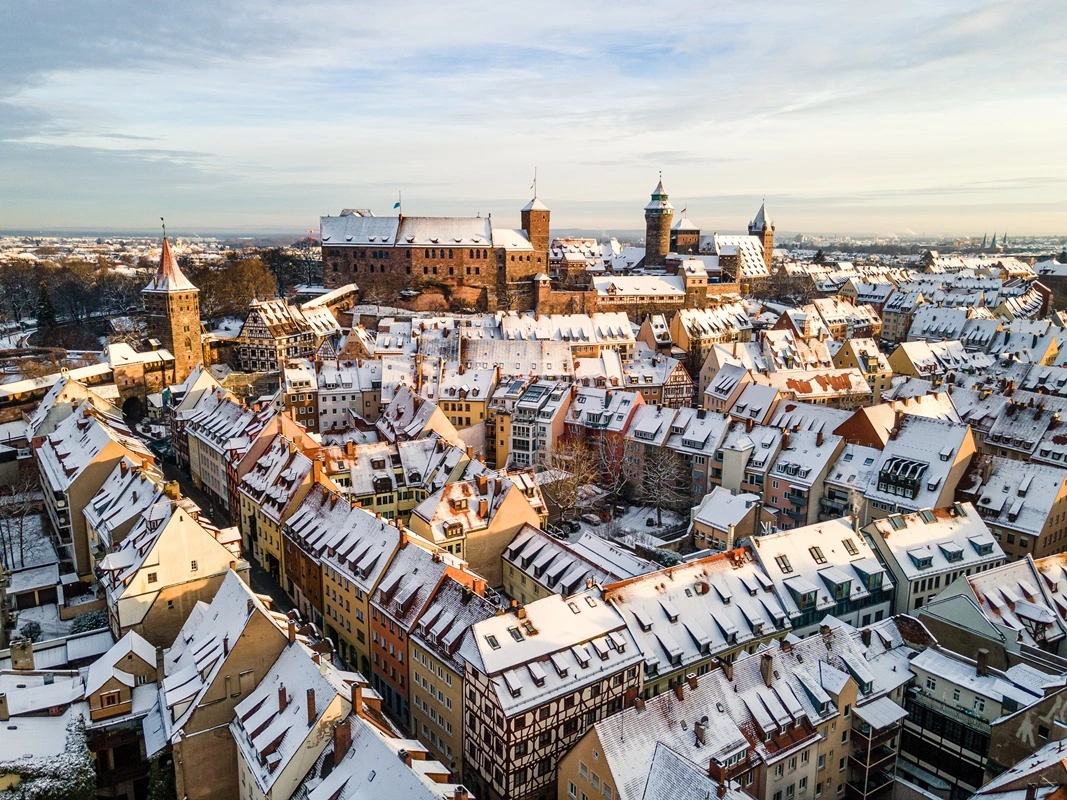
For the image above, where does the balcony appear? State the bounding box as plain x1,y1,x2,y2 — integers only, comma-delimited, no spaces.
850,744,896,773
907,687,992,734
784,506,807,521
784,490,808,505
845,770,894,800
851,723,900,750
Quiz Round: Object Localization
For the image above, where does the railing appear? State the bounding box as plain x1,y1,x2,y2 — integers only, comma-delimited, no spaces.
850,723,900,750
907,687,992,733
845,772,894,800
784,490,808,504
850,745,896,773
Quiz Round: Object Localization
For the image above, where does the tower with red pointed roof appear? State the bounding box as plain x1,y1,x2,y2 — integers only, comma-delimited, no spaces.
142,237,202,382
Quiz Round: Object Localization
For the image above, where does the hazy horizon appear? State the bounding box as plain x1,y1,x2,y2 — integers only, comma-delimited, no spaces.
2,1,1064,235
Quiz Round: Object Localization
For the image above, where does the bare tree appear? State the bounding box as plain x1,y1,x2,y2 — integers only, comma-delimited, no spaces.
594,433,630,513
639,448,691,526
0,473,41,570
534,438,598,523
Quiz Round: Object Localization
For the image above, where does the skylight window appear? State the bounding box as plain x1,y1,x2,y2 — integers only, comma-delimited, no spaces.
809,546,827,565
842,538,859,556
486,635,501,650
775,554,793,574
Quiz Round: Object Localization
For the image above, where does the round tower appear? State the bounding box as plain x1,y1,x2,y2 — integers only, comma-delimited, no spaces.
644,179,674,267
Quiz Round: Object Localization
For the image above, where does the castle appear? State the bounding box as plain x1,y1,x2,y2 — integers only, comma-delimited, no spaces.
320,195,550,311
321,181,773,315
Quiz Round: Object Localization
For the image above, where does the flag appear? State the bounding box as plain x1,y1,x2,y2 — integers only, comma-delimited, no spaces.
393,201,401,209
681,206,687,215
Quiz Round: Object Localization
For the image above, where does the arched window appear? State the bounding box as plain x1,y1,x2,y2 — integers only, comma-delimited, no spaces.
469,249,474,258
449,249,454,258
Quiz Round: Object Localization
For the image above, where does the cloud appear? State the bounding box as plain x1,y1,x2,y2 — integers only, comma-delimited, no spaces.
1,0,1065,231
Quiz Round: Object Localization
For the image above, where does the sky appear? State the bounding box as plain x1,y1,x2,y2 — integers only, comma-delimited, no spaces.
1,0,1065,237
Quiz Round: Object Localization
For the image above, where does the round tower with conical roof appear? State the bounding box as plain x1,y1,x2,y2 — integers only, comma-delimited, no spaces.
644,179,674,267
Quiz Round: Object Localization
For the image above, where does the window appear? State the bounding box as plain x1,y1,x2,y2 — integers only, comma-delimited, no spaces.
925,676,936,691
569,782,577,799
809,546,827,564
842,537,859,556
775,555,793,574
788,757,797,772
190,560,198,571
101,690,122,708
973,697,986,713
147,572,157,584
818,754,825,770
953,688,960,702
843,704,850,718
775,764,784,778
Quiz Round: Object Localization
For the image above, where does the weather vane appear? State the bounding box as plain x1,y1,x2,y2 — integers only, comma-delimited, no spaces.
160,217,167,240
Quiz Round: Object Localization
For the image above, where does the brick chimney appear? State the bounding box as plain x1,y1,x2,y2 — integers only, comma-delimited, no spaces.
760,652,774,687
307,688,317,726
687,673,698,690
454,788,469,800
279,685,288,712
0,693,8,722
332,718,352,766
977,648,989,677
721,658,733,682
673,684,685,701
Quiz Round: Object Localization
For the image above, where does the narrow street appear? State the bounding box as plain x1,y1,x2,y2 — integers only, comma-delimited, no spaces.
161,463,294,615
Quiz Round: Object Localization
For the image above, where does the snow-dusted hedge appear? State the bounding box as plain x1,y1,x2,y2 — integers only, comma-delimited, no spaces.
0,716,95,800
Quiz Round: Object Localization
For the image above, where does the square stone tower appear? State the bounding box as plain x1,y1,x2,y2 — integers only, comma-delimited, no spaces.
142,237,202,383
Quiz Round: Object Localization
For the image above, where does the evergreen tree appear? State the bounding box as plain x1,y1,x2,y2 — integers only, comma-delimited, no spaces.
812,249,826,264
1059,249,1067,264
35,280,56,328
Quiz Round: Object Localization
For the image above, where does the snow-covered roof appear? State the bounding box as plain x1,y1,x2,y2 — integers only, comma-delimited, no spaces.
605,548,789,679
143,237,197,293
231,644,352,795
462,591,642,716
37,406,152,493
751,518,892,625
85,630,156,696
862,415,973,512
867,504,1004,582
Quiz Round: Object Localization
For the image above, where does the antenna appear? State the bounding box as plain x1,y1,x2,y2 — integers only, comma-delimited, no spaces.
160,217,167,241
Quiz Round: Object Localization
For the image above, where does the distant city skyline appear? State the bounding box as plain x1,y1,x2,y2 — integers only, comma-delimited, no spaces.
1,1,1064,235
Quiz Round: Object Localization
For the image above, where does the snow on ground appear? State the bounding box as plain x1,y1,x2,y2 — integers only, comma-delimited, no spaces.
1,513,58,571
15,603,72,639
563,505,686,545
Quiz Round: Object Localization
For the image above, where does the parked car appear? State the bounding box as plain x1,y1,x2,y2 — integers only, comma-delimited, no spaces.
581,513,601,527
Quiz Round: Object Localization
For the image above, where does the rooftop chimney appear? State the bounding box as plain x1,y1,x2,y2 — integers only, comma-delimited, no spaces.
155,646,165,686
717,783,728,799
0,693,8,722
674,684,685,701
332,717,352,766
454,788,470,800
861,629,871,647
307,688,317,726
279,685,288,712
694,716,707,746
976,648,989,677
119,460,128,477
721,658,733,682
10,639,33,671
687,673,698,691
760,652,774,687
288,618,297,645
